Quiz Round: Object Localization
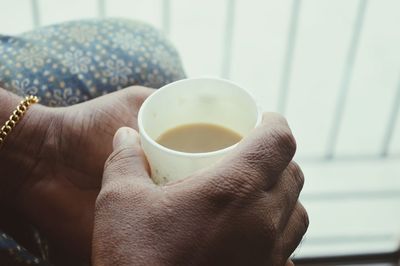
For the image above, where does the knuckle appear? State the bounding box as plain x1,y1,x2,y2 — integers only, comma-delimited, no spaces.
301,209,310,232
212,167,262,200
263,214,279,241
105,147,132,167
208,173,244,202
251,195,282,242
288,161,305,190
279,186,295,210
244,126,296,177
235,148,275,187
105,146,141,175
271,127,297,157
297,203,309,232
123,86,154,107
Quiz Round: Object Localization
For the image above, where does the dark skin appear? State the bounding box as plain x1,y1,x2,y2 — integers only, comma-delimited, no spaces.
94,114,308,265
0,86,153,259
0,87,307,265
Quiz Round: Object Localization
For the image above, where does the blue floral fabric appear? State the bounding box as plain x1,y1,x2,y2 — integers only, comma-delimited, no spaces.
0,230,50,265
0,18,186,265
0,18,185,106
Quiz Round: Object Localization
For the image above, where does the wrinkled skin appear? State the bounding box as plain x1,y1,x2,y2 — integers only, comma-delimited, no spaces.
0,86,153,260
93,113,308,266
0,87,308,265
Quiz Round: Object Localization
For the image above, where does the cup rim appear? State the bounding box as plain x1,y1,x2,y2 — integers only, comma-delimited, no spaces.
138,77,262,158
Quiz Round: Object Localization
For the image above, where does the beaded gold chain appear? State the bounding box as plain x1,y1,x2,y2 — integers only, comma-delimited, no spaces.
0,96,39,148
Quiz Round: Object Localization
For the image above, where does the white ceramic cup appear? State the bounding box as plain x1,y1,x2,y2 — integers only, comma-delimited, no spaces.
138,77,261,184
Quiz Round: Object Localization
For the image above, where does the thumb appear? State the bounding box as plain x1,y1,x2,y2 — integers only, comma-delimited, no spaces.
102,127,153,187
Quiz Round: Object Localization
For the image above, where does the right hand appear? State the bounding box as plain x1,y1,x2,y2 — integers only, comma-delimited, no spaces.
92,113,308,266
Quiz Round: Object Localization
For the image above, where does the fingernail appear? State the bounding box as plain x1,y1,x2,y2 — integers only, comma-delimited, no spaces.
113,127,139,150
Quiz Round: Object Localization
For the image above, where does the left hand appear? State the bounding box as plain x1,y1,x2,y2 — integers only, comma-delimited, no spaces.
0,86,154,260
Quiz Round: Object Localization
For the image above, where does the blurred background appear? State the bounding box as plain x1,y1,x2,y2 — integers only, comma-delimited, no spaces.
1,0,399,264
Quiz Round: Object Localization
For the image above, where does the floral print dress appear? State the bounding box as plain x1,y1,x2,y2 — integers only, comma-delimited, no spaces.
0,18,186,265
0,18,185,106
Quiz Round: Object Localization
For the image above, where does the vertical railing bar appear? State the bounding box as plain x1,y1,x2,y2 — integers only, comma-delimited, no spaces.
221,0,236,79
325,0,368,160
381,75,400,157
31,0,41,28
98,0,106,18
277,0,301,114
162,0,171,37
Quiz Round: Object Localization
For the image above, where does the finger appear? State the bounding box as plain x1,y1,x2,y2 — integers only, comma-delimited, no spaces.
210,112,296,191
121,86,155,110
258,113,297,178
102,127,153,188
285,259,295,266
268,161,305,228
276,202,309,263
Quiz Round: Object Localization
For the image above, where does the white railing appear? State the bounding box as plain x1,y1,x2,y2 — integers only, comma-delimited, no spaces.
1,0,400,258
2,0,398,162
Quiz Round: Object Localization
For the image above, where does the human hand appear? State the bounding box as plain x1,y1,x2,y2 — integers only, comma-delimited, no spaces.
93,113,308,266
0,86,154,260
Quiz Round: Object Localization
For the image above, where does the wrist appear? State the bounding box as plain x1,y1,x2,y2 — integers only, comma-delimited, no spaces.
0,90,58,203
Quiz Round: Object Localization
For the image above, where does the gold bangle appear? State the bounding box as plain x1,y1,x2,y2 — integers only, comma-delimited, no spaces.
0,95,39,148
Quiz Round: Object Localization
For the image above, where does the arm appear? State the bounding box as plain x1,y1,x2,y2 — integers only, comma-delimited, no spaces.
0,86,154,262
0,88,55,203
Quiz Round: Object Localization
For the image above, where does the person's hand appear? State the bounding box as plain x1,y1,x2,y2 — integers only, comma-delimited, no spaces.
0,86,154,260
93,113,308,266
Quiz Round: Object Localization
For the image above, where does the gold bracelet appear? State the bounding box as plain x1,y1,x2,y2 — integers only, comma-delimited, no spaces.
0,95,39,148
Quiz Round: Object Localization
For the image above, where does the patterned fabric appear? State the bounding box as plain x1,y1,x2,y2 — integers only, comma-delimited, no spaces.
0,18,185,106
0,18,186,265
0,230,50,266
